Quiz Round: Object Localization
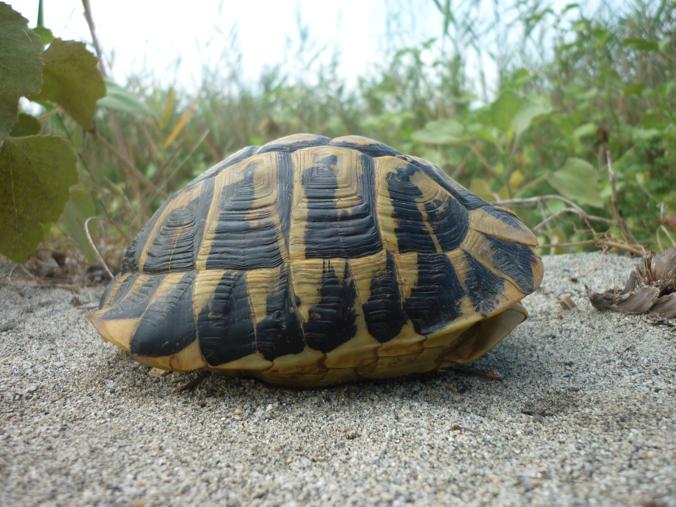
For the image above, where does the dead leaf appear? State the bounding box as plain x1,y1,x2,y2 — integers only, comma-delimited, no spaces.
558,293,576,310
651,293,676,318
587,248,676,318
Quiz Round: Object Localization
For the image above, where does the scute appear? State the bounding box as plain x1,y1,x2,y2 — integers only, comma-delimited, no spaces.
89,133,544,386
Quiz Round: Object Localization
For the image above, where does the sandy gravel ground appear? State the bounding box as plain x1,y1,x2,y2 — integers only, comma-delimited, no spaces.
0,253,674,506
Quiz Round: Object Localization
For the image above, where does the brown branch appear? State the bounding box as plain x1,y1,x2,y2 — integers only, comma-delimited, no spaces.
495,194,612,231
468,142,497,176
81,0,106,75
533,207,613,232
540,239,645,256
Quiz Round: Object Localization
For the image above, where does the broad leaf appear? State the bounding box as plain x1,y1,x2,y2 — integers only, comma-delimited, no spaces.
489,91,522,133
32,39,106,129
0,3,44,141
61,186,98,263
547,157,603,208
572,123,596,140
0,135,77,262
512,96,551,137
33,26,54,45
98,79,154,117
10,113,41,137
412,119,464,144
509,169,525,189
482,91,551,137
469,178,495,201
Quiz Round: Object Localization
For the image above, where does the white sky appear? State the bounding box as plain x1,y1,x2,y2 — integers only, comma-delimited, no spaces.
8,0,613,95
8,0,431,90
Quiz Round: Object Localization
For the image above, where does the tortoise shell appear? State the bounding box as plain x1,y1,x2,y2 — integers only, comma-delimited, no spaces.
89,133,543,386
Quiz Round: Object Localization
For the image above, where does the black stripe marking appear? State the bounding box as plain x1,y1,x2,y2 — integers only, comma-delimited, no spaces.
120,238,138,273
198,271,256,366
99,273,138,309
412,158,487,210
98,281,115,309
141,178,215,273
412,156,530,231
303,155,382,258
276,151,294,246
143,207,196,272
190,176,215,262
424,193,469,251
206,163,283,270
304,262,357,352
256,267,305,360
387,164,436,253
362,252,406,342
330,139,400,158
484,206,527,230
257,135,330,154
130,272,196,356
131,200,171,270
403,253,465,334
188,145,258,187
462,251,504,315
483,233,536,293
101,274,162,320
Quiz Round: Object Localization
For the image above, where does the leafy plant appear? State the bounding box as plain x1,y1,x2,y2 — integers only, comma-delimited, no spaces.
2,0,674,271
0,2,105,262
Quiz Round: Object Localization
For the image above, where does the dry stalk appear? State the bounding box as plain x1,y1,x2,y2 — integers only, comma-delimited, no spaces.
468,142,498,176
605,149,642,250
496,190,647,255
146,129,210,203
533,207,603,232
495,194,612,232
539,239,645,256
84,217,114,279
95,132,166,198
81,0,106,74
82,0,152,215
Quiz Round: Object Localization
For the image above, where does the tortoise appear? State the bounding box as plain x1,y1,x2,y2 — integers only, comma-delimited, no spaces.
89,133,543,386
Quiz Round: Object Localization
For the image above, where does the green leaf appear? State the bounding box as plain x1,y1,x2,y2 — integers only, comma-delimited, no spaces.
631,128,661,141
572,123,596,140
61,186,98,263
0,135,77,262
486,91,522,133
547,157,604,208
0,3,44,141
622,38,659,51
512,96,551,137
411,119,464,144
480,91,550,137
32,39,106,129
10,113,41,136
33,26,53,45
98,79,154,117
469,178,495,201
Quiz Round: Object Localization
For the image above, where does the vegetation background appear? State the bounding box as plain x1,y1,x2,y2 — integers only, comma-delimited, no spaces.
1,0,673,284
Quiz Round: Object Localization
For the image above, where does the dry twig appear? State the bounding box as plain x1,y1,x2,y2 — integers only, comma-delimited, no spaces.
95,132,166,198
84,217,114,279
